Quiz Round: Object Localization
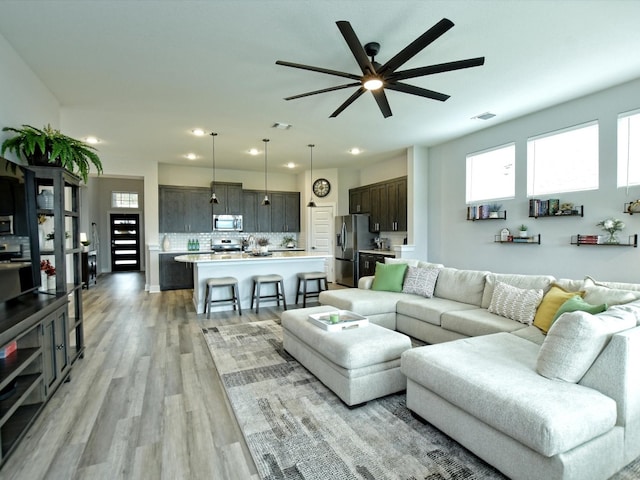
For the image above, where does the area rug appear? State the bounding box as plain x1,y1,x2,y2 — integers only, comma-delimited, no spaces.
202,320,640,480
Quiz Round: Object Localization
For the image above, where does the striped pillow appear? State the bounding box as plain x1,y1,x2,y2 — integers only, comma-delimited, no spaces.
488,281,543,325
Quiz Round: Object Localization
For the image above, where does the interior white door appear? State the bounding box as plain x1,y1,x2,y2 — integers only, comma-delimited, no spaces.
309,205,334,282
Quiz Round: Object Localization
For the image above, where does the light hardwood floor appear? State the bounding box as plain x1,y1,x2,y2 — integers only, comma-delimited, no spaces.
1,271,307,480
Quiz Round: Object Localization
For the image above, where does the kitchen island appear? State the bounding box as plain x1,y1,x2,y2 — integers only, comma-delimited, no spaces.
175,251,331,314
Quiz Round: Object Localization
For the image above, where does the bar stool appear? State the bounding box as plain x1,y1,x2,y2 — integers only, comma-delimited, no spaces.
295,271,328,307
204,276,242,318
250,274,287,313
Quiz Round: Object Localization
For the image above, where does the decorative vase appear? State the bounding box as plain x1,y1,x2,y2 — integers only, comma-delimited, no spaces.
37,190,54,209
605,232,620,244
38,226,46,250
489,212,499,218
162,234,171,251
259,245,268,254
519,230,528,238
47,275,56,291
40,271,48,291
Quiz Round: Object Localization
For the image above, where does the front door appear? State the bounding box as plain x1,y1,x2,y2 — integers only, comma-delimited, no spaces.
110,213,140,271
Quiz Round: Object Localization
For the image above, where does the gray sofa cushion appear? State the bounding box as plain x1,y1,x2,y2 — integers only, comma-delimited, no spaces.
401,333,618,457
433,268,489,307
396,296,478,326
481,272,556,309
318,288,410,316
441,308,527,337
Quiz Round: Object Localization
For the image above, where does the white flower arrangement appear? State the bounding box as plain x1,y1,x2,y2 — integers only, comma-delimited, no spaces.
596,218,625,235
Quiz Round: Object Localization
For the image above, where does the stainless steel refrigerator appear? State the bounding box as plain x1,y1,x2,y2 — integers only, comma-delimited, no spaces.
335,214,375,287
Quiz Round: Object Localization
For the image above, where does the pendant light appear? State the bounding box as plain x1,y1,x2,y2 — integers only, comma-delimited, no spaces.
307,144,316,207
209,132,219,204
261,138,270,206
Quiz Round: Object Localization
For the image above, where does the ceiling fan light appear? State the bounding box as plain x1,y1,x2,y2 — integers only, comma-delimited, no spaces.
363,77,383,91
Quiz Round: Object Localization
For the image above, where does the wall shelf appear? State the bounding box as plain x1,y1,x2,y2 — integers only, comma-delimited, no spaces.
529,202,583,218
571,234,638,247
494,234,541,244
466,208,507,221
624,202,640,215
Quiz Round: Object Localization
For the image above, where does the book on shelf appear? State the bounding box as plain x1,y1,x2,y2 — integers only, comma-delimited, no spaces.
578,235,599,244
308,310,369,331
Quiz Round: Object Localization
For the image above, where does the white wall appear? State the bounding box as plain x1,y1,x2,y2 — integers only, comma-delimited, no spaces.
427,77,640,282
0,32,60,155
360,154,407,185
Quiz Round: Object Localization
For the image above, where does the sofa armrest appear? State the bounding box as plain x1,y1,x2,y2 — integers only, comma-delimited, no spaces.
358,276,375,290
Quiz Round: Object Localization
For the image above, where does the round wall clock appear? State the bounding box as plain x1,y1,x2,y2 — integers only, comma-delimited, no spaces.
312,178,331,197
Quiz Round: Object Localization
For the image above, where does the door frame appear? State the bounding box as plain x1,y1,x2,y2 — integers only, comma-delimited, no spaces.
307,202,335,283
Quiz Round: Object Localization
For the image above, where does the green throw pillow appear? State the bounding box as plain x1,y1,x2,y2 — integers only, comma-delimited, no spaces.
551,295,607,325
371,262,408,292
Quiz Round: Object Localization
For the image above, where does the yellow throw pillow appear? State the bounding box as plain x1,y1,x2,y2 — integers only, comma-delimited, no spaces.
533,284,585,333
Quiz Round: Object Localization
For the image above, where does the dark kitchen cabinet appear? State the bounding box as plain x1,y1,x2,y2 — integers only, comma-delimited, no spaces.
349,186,370,214
211,182,242,215
270,192,300,232
241,190,259,232
369,183,388,232
358,252,393,278
386,177,407,232
159,186,212,233
42,304,68,395
159,253,193,290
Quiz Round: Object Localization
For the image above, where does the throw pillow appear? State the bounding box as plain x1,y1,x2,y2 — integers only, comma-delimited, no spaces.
536,310,636,383
533,285,584,333
488,281,543,325
371,262,408,292
385,257,420,267
552,296,607,323
402,266,441,297
582,277,640,306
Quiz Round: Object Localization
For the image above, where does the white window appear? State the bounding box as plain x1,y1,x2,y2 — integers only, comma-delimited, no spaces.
112,191,139,208
618,109,640,188
466,143,515,203
527,121,599,196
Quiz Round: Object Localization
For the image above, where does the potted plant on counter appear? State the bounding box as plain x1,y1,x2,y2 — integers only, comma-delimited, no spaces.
281,235,296,248
1,124,103,183
257,237,270,254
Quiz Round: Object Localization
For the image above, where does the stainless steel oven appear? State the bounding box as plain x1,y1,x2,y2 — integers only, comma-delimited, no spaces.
0,216,13,235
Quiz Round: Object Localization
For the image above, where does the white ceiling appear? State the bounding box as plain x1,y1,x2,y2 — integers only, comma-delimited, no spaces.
1,1,640,174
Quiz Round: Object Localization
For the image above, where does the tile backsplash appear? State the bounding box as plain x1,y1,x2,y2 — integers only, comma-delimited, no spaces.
160,232,298,251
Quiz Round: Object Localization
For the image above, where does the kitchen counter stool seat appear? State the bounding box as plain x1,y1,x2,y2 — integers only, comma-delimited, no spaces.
296,271,328,307
251,274,287,313
205,276,241,318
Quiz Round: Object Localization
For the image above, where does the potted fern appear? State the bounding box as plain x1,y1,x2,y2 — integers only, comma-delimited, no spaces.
1,124,103,183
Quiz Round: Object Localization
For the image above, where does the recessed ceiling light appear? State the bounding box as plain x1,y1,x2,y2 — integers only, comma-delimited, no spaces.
349,148,362,155
192,128,206,136
185,153,197,160
471,112,496,120
272,122,292,130
286,162,296,169
248,148,260,156
84,136,100,144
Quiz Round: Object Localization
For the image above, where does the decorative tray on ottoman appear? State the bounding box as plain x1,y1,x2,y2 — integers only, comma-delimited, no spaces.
307,310,369,331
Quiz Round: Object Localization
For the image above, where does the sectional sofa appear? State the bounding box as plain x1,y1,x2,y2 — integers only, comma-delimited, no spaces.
318,259,640,480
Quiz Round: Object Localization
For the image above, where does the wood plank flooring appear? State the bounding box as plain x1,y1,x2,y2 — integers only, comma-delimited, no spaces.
0,271,311,480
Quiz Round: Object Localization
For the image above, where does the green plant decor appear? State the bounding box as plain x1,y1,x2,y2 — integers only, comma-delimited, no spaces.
257,237,270,246
281,235,295,247
488,203,502,212
519,224,528,231
1,124,103,183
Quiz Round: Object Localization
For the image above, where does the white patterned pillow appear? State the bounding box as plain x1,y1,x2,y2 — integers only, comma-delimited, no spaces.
402,266,441,298
488,281,543,325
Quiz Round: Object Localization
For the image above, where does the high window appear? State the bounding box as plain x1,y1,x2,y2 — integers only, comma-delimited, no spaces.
112,191,139,208
527,121,599,196
618,110,640,188
466,143,515,203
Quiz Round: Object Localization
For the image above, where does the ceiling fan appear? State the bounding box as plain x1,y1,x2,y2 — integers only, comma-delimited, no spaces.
276,18,485,118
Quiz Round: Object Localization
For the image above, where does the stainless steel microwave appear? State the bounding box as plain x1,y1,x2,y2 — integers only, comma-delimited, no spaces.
213,214,243,231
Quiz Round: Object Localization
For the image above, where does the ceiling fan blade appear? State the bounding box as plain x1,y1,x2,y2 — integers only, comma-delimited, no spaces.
378,18,454,75
336,21,376,75
329,87,365,117
284,83,361,101
385,82,450,102
390,57,485,81
276,60,361,81
372,89,392,118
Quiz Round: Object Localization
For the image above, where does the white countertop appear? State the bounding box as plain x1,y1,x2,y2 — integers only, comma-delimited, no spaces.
175,251,330,263
359,249,396,256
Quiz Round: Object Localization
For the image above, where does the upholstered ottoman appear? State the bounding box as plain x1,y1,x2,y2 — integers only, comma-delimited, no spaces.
282,305,412,406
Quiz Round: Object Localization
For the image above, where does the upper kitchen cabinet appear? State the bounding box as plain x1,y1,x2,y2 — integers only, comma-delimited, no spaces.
386,177,407,232
271,192,300,232
242,189,271,233
349,186,371,214
210,182,242,215
369,183,388,232
159,185,212,233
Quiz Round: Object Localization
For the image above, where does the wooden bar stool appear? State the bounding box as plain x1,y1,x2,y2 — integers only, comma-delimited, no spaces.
250,274,287,313
295,271,328,307
205,276,242,318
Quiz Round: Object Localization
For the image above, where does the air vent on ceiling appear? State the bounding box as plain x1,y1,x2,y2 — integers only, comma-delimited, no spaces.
472,112,496,120
272,122,292,130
